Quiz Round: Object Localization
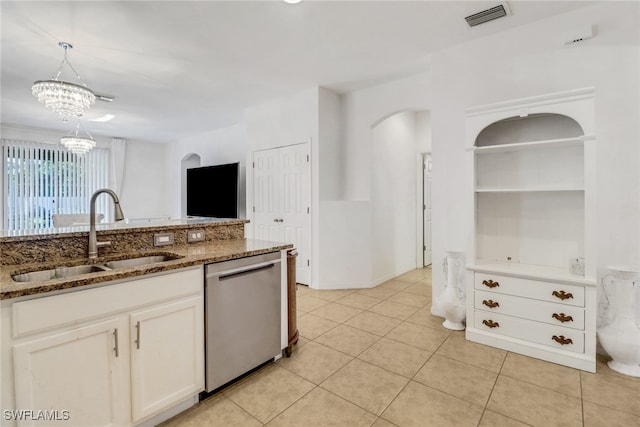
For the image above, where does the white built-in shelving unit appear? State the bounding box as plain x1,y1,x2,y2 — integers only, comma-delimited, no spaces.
465,88,597,372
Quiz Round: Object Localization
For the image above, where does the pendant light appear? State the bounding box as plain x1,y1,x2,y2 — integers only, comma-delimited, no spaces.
32,42,96,121
60,117,96,155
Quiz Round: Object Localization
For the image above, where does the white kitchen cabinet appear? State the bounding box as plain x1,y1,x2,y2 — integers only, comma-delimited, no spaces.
130,297,203,422
465,88,597,372
13,318,130,427
3,267,203,427
253,142,311,284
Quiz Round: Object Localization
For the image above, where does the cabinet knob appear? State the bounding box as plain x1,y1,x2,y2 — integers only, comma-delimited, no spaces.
482,319,500,328
482,279,500,288
482,300,500,308
552,290,574,301
552,335,573,345
552,313,574,323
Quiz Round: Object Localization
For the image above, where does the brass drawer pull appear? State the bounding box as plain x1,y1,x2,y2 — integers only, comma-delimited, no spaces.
552,313,574,323
552,335,573,345
482,279,500,288
552,290,573,300
482,300,500,308
482,319,500,328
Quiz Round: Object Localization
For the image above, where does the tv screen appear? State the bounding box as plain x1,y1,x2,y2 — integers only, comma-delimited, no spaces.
186,162,239,218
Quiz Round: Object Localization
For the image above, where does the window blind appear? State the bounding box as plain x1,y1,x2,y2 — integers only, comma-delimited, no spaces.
2,139,110,233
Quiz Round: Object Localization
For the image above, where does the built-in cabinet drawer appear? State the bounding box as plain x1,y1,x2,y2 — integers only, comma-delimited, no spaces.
473,310,585,354
474,272,585,307
474,290,585,330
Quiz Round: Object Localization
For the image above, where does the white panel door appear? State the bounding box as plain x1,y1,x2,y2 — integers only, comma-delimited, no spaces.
280,143,311,284
253,142,311,285
423,154,432,266
13,318,130,427
130,297,204,423
253,149,283,242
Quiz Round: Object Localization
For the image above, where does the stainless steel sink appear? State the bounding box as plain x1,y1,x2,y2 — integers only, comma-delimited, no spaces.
11,253,184,282
12,265,110,282
103,255,179,270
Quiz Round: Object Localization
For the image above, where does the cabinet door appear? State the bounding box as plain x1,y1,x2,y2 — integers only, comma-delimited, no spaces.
129,297,204,423
13,318,130,427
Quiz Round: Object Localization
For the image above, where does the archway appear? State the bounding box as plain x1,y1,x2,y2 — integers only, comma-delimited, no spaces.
370,109,432,280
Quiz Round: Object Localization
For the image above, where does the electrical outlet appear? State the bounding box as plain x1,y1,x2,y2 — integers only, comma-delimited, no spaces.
154,232,174,246
188,229,205,243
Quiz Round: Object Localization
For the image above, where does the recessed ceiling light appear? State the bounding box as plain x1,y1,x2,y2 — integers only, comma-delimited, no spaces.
89,114,115,123
284,0,302,4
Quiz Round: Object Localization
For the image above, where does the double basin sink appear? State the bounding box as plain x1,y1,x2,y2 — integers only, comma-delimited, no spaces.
11,253,184,283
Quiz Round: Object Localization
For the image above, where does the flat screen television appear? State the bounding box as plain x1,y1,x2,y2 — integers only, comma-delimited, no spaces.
186,162,239,218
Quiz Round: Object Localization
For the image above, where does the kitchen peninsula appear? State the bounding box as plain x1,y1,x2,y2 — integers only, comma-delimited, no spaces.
0,217,291,298
0,218,292,427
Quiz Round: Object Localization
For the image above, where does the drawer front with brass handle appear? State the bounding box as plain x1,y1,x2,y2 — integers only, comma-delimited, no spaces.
482,319,500,328
473,311,584,353
475,290,584,330
482,279,500,288
474,273,585,307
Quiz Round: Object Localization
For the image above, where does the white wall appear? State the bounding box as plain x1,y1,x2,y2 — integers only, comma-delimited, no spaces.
318,88,343,200
119,140,171,219
337,2,640,310
244,87,324,287
371,111,420,282
166,123,248,219
319,200,372,287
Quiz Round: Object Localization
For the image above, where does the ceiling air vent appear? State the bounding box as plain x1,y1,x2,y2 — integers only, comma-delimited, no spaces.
465,3,511,27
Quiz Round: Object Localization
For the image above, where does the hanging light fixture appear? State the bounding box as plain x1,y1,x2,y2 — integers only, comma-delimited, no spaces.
32,42,96,121
60,118,96,155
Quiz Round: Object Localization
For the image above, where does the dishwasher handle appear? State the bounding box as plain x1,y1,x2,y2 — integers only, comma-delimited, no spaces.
206,259,280,282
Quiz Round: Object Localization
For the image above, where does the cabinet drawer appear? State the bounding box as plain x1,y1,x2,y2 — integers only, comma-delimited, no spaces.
473,311,585,354
475,290,585,330
475,272,584,306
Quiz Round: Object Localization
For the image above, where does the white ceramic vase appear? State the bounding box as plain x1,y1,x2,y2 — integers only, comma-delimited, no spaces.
439,251,466,331
596,266,640,377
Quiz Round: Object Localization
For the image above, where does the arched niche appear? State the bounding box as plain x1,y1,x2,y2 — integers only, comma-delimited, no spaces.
475,113,584,147
181,153,201,217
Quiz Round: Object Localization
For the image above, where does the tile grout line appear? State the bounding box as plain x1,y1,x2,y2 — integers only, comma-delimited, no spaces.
368,325,453,425
475,348,508,426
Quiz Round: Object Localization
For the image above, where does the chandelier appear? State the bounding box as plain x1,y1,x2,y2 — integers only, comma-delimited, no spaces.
32,42,96,121
60,118,96,155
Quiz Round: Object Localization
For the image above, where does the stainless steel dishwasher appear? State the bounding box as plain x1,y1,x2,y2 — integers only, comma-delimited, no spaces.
204,252,281,392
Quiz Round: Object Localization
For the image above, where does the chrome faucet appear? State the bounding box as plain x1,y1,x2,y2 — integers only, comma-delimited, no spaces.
88,189,125,258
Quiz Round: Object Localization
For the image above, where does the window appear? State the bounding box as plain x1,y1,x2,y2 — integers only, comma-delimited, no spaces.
2,139,110,233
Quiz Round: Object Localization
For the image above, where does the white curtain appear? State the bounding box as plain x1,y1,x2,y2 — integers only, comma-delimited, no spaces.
109,137,127,195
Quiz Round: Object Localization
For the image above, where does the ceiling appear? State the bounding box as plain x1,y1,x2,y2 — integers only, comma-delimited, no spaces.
1,1,596,144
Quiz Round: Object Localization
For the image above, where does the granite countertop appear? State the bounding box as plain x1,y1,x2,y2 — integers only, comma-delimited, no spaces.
0,238,293,300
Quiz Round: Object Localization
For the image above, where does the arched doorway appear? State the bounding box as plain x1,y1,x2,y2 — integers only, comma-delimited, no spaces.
370,109,432,278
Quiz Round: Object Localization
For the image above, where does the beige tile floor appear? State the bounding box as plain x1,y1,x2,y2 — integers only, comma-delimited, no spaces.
162,267,640,427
